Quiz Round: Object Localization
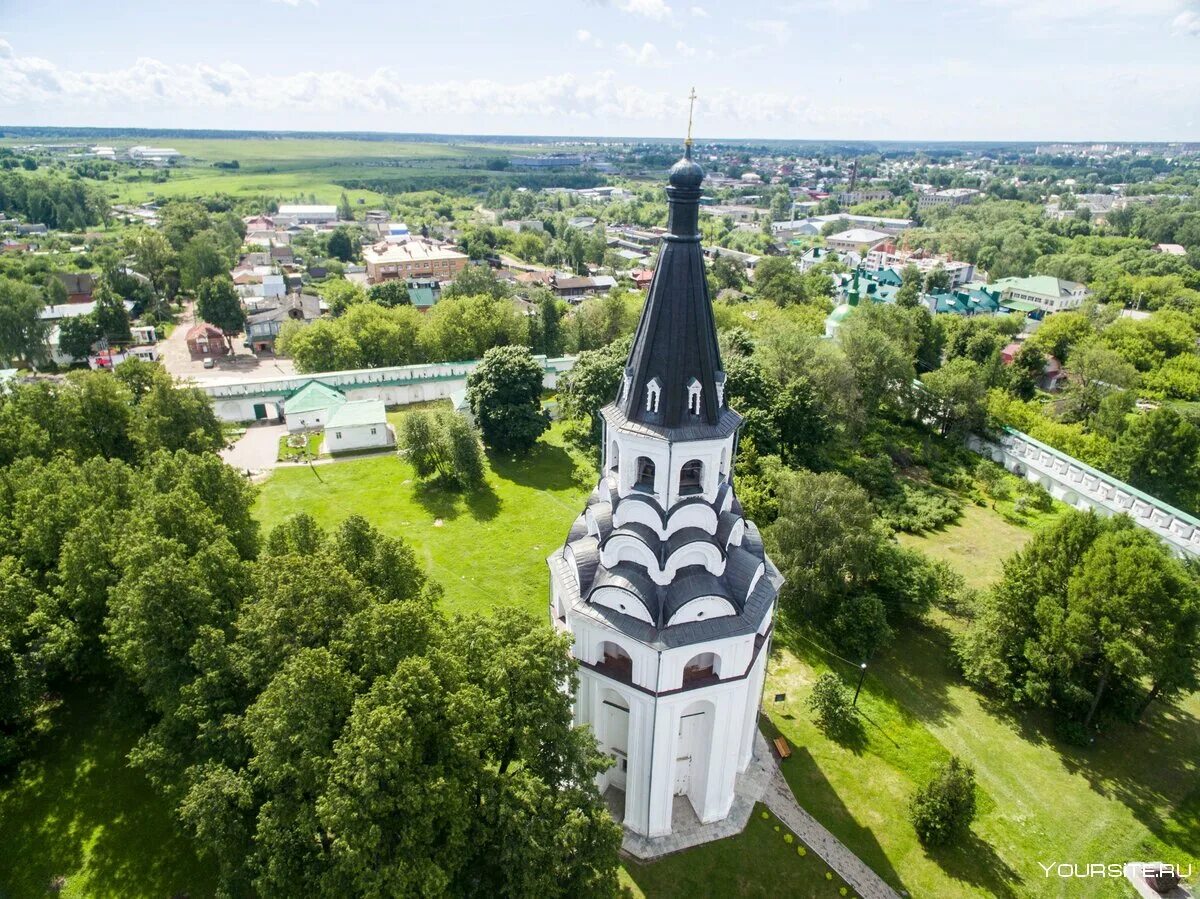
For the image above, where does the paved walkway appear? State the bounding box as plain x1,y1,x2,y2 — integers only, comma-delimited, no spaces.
219,422,286,475
763,766,901,899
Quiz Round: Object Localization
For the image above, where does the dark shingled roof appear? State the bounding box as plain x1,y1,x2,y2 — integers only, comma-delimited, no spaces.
616,146,726,430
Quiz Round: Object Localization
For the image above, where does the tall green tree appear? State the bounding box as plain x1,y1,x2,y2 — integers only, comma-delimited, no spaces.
196,276,246,352
0,276,48,367
466,345,549,454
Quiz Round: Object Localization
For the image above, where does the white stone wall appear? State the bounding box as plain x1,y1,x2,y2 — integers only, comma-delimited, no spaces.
968,431,1200,558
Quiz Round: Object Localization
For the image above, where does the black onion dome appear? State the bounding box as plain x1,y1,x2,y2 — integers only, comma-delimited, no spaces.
669,153,704,190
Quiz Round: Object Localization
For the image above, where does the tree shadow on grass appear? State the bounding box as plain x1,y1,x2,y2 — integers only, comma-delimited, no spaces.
923,830,1024,898
411,477,465,522
465,481,501,522
1055,699,1200,858
487,441,580,491
0,685,215,899
870,620,962,730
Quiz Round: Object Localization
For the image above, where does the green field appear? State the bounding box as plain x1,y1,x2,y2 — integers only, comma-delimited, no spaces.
15,136,576,206
767,499,1200,898
896,502,1042,590
0,686,216,899
254,416,593,616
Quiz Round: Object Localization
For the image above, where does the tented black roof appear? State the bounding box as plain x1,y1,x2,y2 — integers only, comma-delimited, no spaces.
616,147,725,429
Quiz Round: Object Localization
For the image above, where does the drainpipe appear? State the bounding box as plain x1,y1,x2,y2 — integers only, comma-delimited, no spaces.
645,644,664,836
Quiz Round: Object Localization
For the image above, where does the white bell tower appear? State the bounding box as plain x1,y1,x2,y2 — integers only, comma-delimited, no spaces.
548,134,782,839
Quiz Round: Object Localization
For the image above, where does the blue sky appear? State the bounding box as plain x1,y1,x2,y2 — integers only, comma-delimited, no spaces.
1,0,1199,140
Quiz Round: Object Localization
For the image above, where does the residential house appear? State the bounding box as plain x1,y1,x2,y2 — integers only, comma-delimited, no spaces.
185,323,228,357
405,278,442,311
1001,342,1065,391
246,294,322,352
270,245,296,266
55,272,96,303
551,274,616,301
631,269,655,290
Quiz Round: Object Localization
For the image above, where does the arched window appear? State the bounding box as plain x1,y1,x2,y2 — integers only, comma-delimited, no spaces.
719,447,729,481
679,459,703,495
683,651,718,686
646,378,661,415
609,440,620,472
687,377,702,416
598,641,633,683
635,457,656,492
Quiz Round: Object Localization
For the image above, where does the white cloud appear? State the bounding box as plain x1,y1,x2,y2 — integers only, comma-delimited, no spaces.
690,5,709,15
1173,7,1200,34
617,0,672,19
268,0,318,6
675,40,697,56
1,40,1197,140
617,41,667,67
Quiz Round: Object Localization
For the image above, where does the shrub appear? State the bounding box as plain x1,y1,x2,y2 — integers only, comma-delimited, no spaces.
909,756,977,846
807,672,860,738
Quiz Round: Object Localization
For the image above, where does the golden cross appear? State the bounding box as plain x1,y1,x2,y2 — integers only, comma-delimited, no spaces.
685,87,697,149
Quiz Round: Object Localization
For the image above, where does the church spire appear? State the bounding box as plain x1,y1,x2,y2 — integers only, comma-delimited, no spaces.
616,91,725,429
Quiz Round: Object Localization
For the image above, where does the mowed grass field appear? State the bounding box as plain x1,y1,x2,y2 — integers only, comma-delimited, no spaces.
767,500,1200,898
254,415,594,617
28,136,507,205
896,502,1040,590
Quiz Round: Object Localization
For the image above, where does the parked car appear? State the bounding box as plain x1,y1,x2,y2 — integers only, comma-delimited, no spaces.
203,357,214,369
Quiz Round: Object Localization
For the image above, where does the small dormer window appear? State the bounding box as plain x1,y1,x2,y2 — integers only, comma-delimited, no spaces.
687,377,702,416
715,372,726,407
646,378,661,415
621,373,632,404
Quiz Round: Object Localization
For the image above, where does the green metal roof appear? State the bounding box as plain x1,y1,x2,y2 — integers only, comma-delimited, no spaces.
992,275,1082,297
284,381,347,416
326,399,387,429
1000,298,1039,312
828,303,855,323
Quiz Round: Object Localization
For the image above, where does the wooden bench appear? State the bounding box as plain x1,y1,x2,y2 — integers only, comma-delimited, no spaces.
773,736,792,760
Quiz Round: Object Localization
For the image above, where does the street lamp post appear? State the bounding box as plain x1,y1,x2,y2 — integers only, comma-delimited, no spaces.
853,662,867,706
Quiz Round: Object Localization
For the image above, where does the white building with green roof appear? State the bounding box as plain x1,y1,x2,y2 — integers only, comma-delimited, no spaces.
282,381,347,433
992,275,1089,314
323,399,392,452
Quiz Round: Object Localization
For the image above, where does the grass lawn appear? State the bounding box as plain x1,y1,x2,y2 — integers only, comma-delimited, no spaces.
774,501,1199,897
0,686,216,899
621,804,857,899
896,502,1042,591
254,415,594,616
